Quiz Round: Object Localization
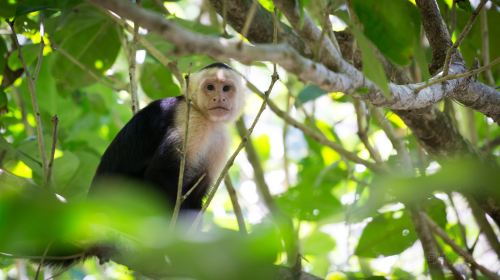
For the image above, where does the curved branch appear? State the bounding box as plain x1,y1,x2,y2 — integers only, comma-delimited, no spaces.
88,0,500,124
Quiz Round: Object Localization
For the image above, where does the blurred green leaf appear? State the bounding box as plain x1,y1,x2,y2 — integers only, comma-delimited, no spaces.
296,84,327,106
424,196,447,229
258,0,275,12
140,60,181,99
52,151,80,193
352,0,420,66
351,28,390,98
8,44,40,71
254,134,270,161
0,0,16,18
277,170,342,221
302,231,336,255
50,4,121,92
457,8,500,80
355,211,417,258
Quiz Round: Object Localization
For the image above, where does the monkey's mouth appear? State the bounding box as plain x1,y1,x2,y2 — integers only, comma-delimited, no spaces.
208,106,230,111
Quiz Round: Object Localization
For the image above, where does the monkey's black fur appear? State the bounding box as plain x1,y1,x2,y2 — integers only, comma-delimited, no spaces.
201,62,232,70
91,97,210,210
46,63,234,267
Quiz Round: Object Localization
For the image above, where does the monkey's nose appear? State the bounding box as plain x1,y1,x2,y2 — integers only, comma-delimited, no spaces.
212,96,227,103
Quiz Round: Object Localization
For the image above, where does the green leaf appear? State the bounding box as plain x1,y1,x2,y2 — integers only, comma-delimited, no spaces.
140,60,181,99
13,0,83,16
253,134,270,161
0,0,16,18
258,0,274,12
8,44,40,71
302,231,336,255
277,157,343,222
295,84,327,106
424,196,447,229
457,8,500,81
59,150,100,199
35,54,58,115
352,0,421,66
52,151,80,193
50,4,121,92
352,28,391,98
355,211,417,258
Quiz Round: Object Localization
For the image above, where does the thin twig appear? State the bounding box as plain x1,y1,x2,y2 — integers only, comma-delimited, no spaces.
447,193,468,248
0,251,85,260
34,241,53,280
480,7,495,85
282,89,292,187
424,213,500,280
224,175,247,235
170,70,192,230
239,0,259,40
442,0,488,76
235,118,300,270
33,16,45,82
46,115,58,187
433,234,465,280
353,99,383,164
415,56,500,92
12,87,33,136
313,9,329,62
245,80,385,173
101,8,184,88
466,195,500,258
181,173,207,202
221,0,228,36
128,0,141,114
409,207,445,279
8,21,50,188
370,107,412,169
50,41,126,91
190,69,280,232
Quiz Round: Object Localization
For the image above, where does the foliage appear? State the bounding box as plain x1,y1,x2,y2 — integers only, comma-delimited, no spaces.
0,0,499,279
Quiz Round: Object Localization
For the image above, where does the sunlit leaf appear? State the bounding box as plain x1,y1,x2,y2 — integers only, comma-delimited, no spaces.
302,231,336,255
355,211,417,258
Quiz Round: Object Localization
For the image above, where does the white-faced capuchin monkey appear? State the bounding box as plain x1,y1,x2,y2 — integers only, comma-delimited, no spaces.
45,63,245,267
92,62,245,210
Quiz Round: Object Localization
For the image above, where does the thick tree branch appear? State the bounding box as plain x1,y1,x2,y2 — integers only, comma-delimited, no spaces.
208,0,312,61
88,0,500,125
415,0,453,75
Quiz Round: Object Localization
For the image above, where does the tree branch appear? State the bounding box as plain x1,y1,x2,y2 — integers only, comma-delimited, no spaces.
415,0,453,75
224,175,247,235
424,214,500,280
8,21,50,188
88,0,500,124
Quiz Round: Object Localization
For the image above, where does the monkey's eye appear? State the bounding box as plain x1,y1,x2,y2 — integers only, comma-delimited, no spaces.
222,85,231,92
206,84,215,91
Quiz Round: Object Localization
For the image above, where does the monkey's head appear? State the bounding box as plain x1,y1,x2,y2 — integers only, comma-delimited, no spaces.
189,63,245,123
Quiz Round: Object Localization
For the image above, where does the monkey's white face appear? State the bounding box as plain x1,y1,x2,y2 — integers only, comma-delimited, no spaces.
192,68,245,123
